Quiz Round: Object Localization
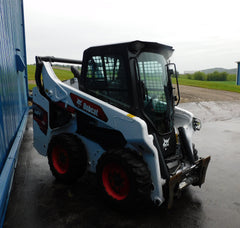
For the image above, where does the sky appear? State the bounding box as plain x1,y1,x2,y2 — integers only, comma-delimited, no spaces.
24,0,240,73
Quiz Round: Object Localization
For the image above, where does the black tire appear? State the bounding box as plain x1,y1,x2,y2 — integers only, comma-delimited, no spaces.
47,133,87,183
193,143,199,161
178,127,195,164
96,149,152,208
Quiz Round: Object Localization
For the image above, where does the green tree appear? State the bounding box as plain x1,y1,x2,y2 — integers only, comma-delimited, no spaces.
193,71,205,81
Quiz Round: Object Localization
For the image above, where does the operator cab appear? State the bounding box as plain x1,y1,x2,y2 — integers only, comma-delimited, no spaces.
79,41,180,138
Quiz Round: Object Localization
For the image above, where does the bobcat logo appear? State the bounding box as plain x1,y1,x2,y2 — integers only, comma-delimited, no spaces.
163,137,170,150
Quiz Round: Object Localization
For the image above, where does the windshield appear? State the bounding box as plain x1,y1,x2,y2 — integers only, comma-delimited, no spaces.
137,52,174,134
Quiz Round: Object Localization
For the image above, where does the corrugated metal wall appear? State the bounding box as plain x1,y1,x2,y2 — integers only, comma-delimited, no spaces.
0,0,28,172
0,0,28,224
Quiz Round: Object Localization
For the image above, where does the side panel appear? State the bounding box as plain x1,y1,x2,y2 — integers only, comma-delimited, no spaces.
32,88,50,156
33,87,78,156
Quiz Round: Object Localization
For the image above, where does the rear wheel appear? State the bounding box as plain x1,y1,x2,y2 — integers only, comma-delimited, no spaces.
48,133,87,183
97,149,151,207
51,146,69,174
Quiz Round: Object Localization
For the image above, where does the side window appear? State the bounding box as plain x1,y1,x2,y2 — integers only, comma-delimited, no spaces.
85,55,130,109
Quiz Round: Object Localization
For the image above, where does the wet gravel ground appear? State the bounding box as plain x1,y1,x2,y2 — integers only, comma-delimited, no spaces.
179,85,240,103
3,101,240,228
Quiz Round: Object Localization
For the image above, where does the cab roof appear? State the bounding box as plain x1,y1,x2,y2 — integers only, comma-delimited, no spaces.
84,40,174,60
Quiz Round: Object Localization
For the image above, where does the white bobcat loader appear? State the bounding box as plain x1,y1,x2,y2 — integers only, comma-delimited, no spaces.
33,41,210,208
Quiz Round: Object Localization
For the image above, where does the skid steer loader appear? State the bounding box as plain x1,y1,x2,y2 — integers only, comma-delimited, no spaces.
33,41,210,208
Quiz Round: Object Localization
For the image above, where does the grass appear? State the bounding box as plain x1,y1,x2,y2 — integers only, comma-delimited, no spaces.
27,65,240,93
28,65,73,89
27,65,36,80
172,77,240,93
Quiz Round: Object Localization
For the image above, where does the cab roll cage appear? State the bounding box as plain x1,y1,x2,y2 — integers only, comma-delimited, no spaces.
35,56,82,94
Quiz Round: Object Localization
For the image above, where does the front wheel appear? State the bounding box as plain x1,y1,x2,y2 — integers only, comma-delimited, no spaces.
97,149,152,207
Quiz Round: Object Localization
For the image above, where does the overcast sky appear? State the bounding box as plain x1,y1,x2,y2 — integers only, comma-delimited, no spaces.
24,0,240,73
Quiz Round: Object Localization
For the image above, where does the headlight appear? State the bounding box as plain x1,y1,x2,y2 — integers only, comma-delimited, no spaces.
193,117,201,131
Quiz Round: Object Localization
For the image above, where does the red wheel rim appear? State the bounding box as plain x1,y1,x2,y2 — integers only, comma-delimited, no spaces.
52,146,69,174
102,163,130,200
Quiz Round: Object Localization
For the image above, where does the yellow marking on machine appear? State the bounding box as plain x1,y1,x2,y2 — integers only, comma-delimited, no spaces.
127,113,135,118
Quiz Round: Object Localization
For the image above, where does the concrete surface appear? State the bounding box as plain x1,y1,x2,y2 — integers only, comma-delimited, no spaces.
3,101,240,228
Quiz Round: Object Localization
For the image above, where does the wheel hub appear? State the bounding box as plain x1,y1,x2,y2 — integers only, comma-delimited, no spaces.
102,163,130,200
52,146,69,174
